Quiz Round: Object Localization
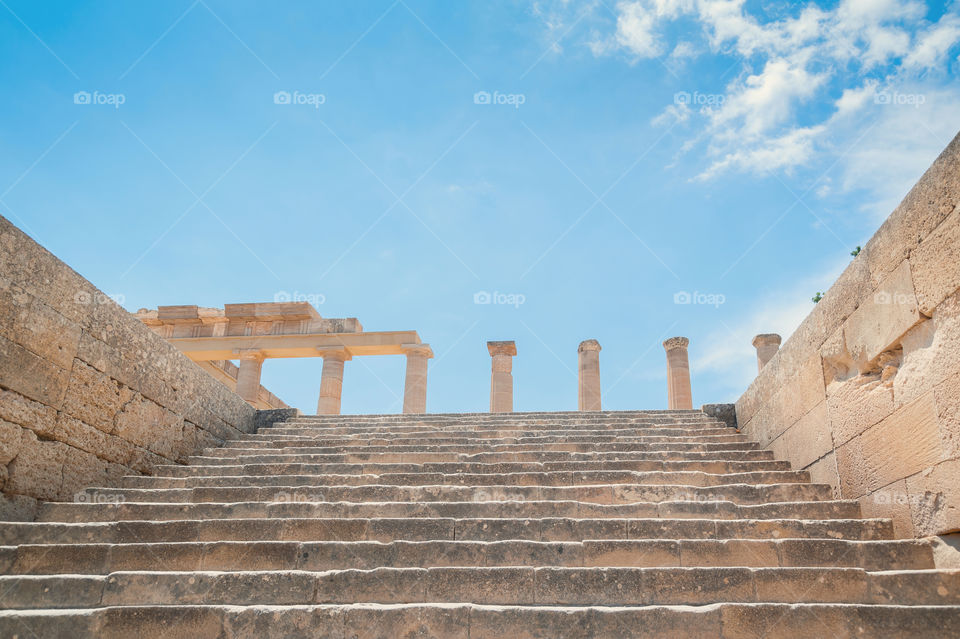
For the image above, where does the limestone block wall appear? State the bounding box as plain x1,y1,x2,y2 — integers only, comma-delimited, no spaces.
736,131,960,538
0,215,256,520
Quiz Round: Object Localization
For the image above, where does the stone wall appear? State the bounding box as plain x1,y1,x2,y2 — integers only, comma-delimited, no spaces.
0,215,256,520
736,131,960,538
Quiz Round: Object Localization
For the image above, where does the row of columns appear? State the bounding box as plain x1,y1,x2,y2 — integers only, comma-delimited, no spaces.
485,338,604,413
236,332,783,415
233,343,434,415
487,332,782,413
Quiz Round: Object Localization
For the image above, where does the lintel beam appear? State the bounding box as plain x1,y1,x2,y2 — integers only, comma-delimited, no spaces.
168,330,423,361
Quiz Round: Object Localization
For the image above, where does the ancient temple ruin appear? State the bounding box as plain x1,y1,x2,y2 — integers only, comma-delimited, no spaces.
0,134,959,636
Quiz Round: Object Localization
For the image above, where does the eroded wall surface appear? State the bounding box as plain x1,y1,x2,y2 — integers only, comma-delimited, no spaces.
736,132,960,538
0,216,256,520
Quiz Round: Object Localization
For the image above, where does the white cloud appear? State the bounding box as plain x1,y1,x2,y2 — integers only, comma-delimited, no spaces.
831,80,879,119
903,14,960,69
710,58,827,139
697,125,825,180
572,0,960,181
669,41,698,60
837,84,960,220
651,102,691,126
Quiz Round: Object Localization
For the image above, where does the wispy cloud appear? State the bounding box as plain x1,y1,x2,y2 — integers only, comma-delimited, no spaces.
538,0,960,183
693,256,849,401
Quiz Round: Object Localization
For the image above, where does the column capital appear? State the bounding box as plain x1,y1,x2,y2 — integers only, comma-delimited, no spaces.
578,339,602,353
316,346,352,361
663,336,690,351
401,343,434,358
752,333,782,349
233,348,265,362
487,340,517,357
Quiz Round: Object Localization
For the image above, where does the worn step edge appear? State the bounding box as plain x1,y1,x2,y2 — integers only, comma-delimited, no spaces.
1,538,934,574
0,568,957,608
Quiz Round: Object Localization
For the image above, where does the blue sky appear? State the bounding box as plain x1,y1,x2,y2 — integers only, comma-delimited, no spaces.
2,0,958,414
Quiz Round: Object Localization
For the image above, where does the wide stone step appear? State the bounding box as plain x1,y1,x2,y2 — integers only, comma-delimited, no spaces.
283,411,718,424
75,482,835,505
0,568,956,608
36,499,861,524
196,449,778,463
2,538,932,575
258,427,738,439
119,470,810,490
278,418,725,430
0,516,894,545
264,426,734,438
152,459,792,478
240,435,749,448
213,442,762,454
3,602,959,639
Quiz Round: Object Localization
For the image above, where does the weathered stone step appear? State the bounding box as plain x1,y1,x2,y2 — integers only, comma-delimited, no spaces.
233,437,755,450
152,459,792,478
258,427,737,439
284,410,718,424
263,425,734,438
0,516,894,545
0,568,956,608
2,537,931,575
196,449,778,463
209,443,763,457
119,469,811,490
76,482,835,505
241,435,749,449
3,602,959,639
36,498,861,524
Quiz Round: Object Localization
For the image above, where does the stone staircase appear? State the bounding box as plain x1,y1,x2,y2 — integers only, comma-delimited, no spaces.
1,409,958,637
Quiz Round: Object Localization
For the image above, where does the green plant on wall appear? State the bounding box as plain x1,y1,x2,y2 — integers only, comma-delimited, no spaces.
812,291,824,303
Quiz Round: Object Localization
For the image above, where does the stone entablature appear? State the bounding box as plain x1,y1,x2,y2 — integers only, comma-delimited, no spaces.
137,302,432,415
136,303,362,339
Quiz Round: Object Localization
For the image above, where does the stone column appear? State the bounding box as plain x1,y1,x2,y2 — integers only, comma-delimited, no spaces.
402,344,433,414
316,347,351,415
235,349,265,404
577,339,602,411
487,341,517,413
663,337,693,410
752,333,782,372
